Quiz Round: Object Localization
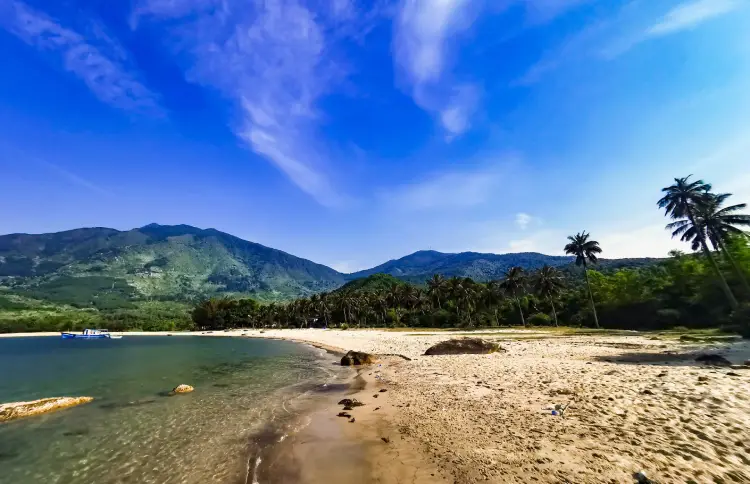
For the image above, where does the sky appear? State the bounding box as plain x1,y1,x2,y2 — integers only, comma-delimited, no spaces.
1,0,749,272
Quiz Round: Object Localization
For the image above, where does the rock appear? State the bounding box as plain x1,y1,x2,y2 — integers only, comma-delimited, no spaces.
698,376,709,382
379,388,388,393
634,471,654,484
381,437,391,444
424,338,504,356
338,398,364,407
343,405,353,411
349,417,355,423
169,384,194,396
695,354,732,366
727,372,740,377
373,394,379,398
641,389,654,395
337,412,351,418
0,397,94,422
340,350,375,366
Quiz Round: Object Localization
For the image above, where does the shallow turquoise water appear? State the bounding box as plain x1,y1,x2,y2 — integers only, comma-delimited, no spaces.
0,336,337,484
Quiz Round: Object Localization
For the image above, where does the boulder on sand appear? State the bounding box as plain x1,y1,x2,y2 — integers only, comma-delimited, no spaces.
695,354,732,366
169,384,194,396
0,396,94,423
424,338,504,356
340,350,375,366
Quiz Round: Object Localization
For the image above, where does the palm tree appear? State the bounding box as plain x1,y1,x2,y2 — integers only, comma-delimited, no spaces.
564,232,602,328
658,176,738,309
426,274,447,309
500,267,527,326
485,280,504,326
669,192,750,297
533,265,565,327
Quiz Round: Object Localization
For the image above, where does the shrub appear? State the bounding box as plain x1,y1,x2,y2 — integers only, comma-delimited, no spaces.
528,313,552,326
340,323,349,330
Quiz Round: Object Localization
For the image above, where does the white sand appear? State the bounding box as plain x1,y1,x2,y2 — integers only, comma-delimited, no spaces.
241,329,750,484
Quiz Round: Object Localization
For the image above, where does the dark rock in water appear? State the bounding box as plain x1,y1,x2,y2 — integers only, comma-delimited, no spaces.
337,412,351,418
338,398,364,407
379,388,388,393
424,338,504,356
341,350,375,366
695,354,732,366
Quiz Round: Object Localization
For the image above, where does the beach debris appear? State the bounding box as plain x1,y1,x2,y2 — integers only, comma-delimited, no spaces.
169,384,194,396
698,376,709,382
373,394,378,398
633,471,654,484
374,407,380,411
727,372,740,377
641,389,654,395
340,350,375,366
349,417,355,423
695,354,732,366
381,437,391,444
338,398,365,407
379,388,387,393
548,402,570,417
337,412,351,418
424,338,504,356
1,397,94,423
656,372,667,377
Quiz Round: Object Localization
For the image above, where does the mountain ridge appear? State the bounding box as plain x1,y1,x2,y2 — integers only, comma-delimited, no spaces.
0,224,662,304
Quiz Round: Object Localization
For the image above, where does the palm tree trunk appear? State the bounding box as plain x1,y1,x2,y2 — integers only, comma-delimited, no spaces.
516,298,525,326
493,308,499,327
549,296,559,327
699,236,739,309
716,235,750,298
582,262,600,328
688,213,739,309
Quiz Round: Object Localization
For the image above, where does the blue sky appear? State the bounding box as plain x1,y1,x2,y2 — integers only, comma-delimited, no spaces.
1,0,749,272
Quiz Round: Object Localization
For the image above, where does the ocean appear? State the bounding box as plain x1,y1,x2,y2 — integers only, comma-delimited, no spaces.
0,335,346,484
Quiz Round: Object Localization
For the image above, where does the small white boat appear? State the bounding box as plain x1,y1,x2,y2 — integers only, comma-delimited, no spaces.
61,329,122,340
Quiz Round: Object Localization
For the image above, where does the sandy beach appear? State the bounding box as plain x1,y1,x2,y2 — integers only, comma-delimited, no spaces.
235,328,750,484
7,328,750,483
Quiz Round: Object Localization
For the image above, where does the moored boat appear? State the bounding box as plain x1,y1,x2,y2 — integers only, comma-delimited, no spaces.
61,329,122,340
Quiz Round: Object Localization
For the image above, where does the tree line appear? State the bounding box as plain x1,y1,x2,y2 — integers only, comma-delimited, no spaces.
192,175,750,333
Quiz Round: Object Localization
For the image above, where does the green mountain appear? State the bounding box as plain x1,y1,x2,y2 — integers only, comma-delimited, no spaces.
0,225,662,311
0,224,345,305
346,250,660,284
334,273,407,294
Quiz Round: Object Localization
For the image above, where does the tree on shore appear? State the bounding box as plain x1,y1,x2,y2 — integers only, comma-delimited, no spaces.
533,265,564,327
564,232,602,328
500,267,527,326
659,176,738,309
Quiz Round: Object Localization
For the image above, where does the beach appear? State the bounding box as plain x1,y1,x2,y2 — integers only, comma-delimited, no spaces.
239,328,750,484
5,328,750,483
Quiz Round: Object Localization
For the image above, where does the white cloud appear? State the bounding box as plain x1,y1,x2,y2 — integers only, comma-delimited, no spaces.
329,260,362,273
598,224,684,258
515,212,533,230
647,0,741,37
132,0,376,207
393,0,481,136
0,1,160,113
383,166,505,211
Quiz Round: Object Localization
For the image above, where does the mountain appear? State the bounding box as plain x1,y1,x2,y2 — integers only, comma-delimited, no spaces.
0,224,663,308
0,224,345,303
346,250,574,283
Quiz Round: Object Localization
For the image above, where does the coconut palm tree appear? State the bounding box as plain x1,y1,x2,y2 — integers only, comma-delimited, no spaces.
658,176,738,309
500,267,527,326
669,192,750,297
485,280,504,326
533,265,565,327
426,274,447,309
564,232,602,328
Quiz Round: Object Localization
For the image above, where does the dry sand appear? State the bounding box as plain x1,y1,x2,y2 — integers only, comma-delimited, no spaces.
240,328,750,484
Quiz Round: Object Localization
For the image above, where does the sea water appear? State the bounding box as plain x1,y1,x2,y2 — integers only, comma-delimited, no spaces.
0,336,341,484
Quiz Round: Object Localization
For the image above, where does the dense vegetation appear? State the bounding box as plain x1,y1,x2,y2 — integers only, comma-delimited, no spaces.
192,176,750,333
3,176,748,334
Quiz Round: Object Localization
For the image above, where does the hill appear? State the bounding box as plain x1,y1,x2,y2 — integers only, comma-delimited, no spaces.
334,273,407,294
0,224,345,304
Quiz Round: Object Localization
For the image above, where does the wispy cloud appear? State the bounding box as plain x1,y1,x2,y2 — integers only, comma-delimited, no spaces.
382,160,514,211
517,0,744,84
647,0,741,37
392,0,481,137
132,0,381,207
0,1,160,113
515,212,533,230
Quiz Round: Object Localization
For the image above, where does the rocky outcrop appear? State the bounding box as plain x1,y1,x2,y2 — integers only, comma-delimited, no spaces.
0,396,94,423
340,350,375,366
424,338,504,356
169,384,194,396
695,354,732,366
